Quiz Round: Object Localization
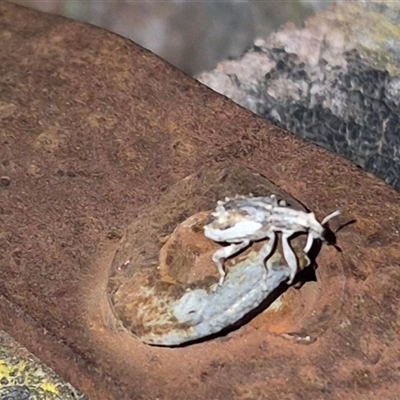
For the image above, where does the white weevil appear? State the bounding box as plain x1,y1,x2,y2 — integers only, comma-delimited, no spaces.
203,194,340,287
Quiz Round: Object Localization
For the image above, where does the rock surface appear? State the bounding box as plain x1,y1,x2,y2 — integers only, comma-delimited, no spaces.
0,330,87,400
198,0,400,190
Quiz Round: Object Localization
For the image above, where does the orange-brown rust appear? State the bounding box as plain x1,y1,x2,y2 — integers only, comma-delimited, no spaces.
159,211,219,284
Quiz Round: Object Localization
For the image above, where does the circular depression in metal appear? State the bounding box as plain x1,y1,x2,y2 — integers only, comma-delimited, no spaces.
106,166,344,346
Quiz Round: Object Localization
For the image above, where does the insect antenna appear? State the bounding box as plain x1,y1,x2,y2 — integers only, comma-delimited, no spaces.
321,210,342,252
321,210,341,225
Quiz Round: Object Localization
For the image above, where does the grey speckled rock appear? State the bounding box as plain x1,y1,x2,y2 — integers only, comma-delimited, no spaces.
0,330,87,400
198,0,400,190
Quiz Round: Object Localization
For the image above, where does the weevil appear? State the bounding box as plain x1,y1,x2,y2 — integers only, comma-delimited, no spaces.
204,194,340,287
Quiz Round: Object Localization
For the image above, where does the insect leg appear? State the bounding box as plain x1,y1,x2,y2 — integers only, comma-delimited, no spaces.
303,232,314,253
212,239,251,286
256,232,277,287
302,232,313,267
281,232,299,285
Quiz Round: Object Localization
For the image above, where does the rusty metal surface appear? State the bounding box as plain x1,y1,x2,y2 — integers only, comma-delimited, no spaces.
1,2,400,400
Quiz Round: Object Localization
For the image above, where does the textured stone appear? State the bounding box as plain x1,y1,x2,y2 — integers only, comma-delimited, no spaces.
198,0,400,189
0,330,86,400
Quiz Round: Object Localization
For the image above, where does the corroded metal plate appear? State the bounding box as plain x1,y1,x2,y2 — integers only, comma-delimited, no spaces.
2,2,400,399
